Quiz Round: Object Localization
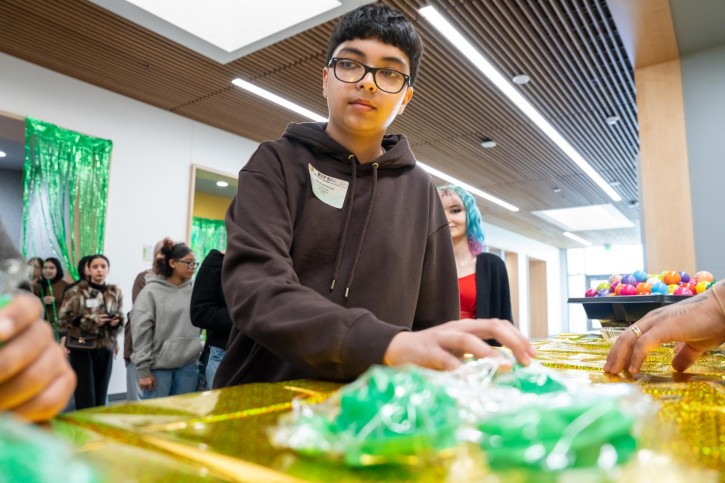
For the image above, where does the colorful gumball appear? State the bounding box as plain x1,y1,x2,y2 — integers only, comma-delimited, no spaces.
668,284,679,294
635,282,652,295
609,274,622,285
619,284,636,296
679,272,691,283
662,271,681,285
597,289,611,297
632,270,648,283
610,281,621,294
596,281,611,292
673,286,693,296
695,271,714,283
585,288,598,297
695,281,710,294
683,282,697,294
708,280,718,289
621,274,637,286
615,283,625,295
646,277,661,285
651,282,669,295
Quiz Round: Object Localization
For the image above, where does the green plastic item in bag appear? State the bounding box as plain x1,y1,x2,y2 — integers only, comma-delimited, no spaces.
334,366,461,465
478,394,637,471
0,415,99,483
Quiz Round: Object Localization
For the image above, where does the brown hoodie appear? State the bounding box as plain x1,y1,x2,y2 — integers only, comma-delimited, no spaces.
215,122,459,386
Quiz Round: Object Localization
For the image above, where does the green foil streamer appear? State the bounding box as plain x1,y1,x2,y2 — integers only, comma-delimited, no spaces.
190,216,227,260
22,118,112,279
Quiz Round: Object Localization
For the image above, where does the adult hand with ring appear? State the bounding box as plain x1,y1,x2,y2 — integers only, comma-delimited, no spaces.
604,281,725,374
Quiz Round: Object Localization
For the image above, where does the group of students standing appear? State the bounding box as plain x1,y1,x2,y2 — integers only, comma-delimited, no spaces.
29,239,233,410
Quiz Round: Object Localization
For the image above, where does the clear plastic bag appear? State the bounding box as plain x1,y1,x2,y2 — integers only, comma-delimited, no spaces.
270,358,659,475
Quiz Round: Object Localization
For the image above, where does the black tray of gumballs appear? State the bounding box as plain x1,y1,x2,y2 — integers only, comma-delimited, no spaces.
568,269,717,327
567,295,691,327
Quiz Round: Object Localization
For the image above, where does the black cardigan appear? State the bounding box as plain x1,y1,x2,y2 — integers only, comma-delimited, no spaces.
190,249,233,350
475,253,514,346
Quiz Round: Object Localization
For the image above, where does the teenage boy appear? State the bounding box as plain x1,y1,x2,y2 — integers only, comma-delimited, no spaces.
215,4,534,387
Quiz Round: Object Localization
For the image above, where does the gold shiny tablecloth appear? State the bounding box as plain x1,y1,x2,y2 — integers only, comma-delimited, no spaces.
54,334,725,482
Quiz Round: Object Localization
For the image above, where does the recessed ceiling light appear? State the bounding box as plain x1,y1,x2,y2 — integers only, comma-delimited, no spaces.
91,0,368,64
419,6,622,202
480,139,497,148
0,150,6,158
216,181,229,187
605,115,620,125
563,231,592,247
553,187,562,193
512,74,531,85
533,204,635,231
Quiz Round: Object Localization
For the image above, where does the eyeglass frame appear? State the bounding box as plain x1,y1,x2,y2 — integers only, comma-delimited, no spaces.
174,259,198,269
327,57,411,94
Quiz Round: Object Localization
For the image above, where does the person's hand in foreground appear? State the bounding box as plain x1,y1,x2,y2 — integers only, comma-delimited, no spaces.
0,293,76,421
384,318,536,370
604,281,725,375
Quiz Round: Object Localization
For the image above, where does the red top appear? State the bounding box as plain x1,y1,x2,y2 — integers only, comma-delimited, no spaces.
458,272,477,319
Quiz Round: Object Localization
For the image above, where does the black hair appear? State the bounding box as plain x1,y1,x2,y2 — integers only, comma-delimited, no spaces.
41,257,65,284
156,240,192,278
326,3,423,85
76,255,93,281
87,254,110,270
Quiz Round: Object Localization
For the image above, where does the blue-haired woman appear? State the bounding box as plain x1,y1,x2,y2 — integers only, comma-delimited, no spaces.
438,185,514,337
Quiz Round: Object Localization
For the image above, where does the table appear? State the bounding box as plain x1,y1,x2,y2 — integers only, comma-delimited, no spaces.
53,334,725,481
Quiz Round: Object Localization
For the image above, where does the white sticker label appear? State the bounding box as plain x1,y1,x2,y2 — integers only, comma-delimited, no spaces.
309,164,349,209
85,299,99,308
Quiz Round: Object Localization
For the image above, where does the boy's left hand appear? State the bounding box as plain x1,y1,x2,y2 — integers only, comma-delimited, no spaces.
0,293,76,421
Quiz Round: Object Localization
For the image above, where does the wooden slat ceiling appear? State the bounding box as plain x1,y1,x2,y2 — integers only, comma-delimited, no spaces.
0,0,640,248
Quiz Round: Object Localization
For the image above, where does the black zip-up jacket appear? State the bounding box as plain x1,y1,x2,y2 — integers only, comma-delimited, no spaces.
190,249,233,350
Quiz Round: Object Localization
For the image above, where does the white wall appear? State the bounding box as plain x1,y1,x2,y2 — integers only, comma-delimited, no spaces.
0,52,259,395
485,223,565,337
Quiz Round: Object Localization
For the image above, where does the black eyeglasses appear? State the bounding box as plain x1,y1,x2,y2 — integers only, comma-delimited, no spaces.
175,259,198,269
328,57,411,94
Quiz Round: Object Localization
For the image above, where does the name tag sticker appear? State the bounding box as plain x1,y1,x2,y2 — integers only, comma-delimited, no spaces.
85,299,99,308
309,164,349,209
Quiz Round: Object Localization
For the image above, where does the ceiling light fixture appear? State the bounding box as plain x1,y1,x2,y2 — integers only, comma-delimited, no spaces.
419,6,622,202
605,115,620,126
228,79,519,212
232,78,328,122
563,231,592,247
512,74,531,85
0,150,6,158
216,181,229,187
418,162,519,212
480,138,497,148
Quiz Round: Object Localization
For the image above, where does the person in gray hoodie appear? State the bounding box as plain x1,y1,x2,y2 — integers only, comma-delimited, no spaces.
131,240,202,399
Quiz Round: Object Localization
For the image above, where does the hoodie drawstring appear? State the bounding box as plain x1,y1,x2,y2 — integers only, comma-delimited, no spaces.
330,155,357,291
344,162,378,298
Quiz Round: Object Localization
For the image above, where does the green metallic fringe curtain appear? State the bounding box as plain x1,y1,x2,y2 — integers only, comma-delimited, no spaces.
22,118,112,279
191,216,227,261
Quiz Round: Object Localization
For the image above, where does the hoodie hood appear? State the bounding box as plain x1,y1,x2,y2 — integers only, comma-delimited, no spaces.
283,122,416,171
146,277,193,289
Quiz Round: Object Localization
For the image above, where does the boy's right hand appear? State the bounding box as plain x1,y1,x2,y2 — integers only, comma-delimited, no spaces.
383,318,536,371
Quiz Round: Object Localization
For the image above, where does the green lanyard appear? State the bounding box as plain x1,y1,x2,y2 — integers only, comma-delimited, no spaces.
39,281,60,341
